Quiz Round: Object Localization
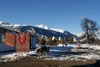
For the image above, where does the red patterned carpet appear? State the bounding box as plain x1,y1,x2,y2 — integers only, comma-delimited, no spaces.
5,33,15,47
16,32,30,52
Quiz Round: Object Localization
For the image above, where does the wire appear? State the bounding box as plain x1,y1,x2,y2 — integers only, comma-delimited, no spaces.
49,9,100,27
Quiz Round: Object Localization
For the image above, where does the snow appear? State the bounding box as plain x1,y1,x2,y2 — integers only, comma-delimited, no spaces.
44,36,49,41
35,25,50,30
95,31,100,39
41,35,49,41
0,21,3,24
73,36,78,42
58,37,62,41
73,31,100,40
52,36,57,41
1,21,100,62
1,43,100,62
73,32,85,37
58,43,66,47
35,25,64,33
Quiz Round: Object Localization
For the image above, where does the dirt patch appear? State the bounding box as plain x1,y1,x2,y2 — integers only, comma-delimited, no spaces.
0,56,97,67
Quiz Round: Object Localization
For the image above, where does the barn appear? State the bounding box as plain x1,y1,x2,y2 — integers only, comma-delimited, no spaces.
0,27,37,52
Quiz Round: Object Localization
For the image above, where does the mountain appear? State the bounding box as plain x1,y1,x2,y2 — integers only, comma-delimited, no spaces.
0,21,78,41
73,31,100,41
95,31,100,39
35,25,65,33
73,32,85,37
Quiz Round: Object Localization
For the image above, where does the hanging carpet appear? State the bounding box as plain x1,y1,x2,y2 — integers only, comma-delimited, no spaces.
16,32,30,52
5,32,15,47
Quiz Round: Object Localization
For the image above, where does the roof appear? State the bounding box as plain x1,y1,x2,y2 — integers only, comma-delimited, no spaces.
0,27,38,37
0,27,20,33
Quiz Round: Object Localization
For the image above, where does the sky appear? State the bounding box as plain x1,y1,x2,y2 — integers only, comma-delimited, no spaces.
0,0,100,33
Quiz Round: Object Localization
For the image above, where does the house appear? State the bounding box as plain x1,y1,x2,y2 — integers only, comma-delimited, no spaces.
0,27,37,52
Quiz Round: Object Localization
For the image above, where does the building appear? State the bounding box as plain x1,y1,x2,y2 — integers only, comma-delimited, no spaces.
0,27,37,52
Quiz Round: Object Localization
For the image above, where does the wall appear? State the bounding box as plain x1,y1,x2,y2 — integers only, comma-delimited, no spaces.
0,36,36,52
0,43,15,52
31,36,36,48
0,30,36,52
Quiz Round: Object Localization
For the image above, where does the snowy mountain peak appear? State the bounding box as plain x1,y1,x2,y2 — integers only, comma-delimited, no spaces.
73,32,85,37
35,25,64,33
35,25,51,30
0,21,10,25
0,21,78,40
0,21,3,24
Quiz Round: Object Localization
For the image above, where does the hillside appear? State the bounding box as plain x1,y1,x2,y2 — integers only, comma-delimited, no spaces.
0,21,78,41
73,31,100,40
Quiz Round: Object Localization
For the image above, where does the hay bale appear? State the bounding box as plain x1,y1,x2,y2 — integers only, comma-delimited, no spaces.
52,40,61,46
61,39,65,44
57,36,62,41
52,36,57,43
39,35,46,45
68,36,73,43
53,37,67,46
45,36,54,45
61,39,67,46
57,37,59,41
64,37,67,42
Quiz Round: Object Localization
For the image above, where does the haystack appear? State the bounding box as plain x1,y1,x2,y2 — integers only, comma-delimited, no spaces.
61,39,65,44
68,36,73,43
64,37,67,42
57,36,62,41
44,36,49,41
39,35,46,45
45,36,56,45
61,39,67,46
52,36,57,43
52,40,61,46
57,37,59,41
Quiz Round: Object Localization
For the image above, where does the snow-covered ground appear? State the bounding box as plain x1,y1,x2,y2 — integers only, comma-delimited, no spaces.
1,43,100,62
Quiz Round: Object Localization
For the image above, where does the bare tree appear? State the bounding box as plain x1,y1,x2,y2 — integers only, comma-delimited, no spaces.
81,18,99,44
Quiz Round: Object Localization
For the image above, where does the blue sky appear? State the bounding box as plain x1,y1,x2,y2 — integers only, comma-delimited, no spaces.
0,0,100,33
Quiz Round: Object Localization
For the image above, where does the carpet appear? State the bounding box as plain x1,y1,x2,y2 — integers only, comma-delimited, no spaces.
16,32,30,52
5,32,15,47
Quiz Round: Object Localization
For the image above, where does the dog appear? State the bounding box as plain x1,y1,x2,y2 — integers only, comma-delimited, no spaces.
36,46,50,58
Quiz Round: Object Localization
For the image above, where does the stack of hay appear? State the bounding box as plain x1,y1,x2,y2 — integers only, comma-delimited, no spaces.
45,36,57,45
60,39,67,46
39,35,46,45
64,37,67,42
68,36,74,43
58,37,67,46
53,36,62,46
